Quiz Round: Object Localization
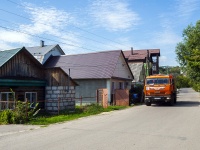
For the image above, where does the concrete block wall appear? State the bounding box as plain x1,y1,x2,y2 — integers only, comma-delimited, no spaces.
45,86,75,112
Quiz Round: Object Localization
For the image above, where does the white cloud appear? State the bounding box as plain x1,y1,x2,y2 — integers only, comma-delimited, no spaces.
0,41,13,51
176,0,200,18
20,3,75,35
89,0,140,31
0,3,84,52
0,29,32,44
58,33,83,53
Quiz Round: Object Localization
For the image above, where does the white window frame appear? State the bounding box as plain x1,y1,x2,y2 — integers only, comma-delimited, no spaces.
0,92,15,110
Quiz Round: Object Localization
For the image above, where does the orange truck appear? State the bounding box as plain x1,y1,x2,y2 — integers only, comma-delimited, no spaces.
144,74,177,106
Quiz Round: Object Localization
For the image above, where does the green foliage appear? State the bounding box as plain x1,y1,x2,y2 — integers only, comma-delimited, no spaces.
0,101,40,124
83,103,104,114
29,105,128,125
175,20,200,91
104,106,127,111
176,75,191,89
159,66,181,77
13,101,40,124
0,109,14,124
190,81,200,92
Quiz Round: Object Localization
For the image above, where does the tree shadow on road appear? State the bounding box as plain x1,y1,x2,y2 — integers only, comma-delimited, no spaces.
174,101,200,107
151,101,199,107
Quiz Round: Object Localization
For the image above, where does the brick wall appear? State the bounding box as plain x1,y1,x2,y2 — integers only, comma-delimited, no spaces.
115,89,129,106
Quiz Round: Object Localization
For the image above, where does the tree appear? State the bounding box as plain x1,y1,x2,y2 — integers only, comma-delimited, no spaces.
159,66,181,77
175,20,200,91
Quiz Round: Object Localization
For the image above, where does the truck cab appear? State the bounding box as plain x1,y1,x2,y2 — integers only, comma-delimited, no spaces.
144,74,176,106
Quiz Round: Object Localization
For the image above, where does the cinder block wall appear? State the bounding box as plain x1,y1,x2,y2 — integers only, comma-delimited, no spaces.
45,86,75,112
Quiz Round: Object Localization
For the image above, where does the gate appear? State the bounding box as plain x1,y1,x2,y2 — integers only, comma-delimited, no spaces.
114,89,129,106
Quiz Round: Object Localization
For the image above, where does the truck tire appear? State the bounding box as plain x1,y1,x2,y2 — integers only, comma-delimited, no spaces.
145,101,151,106
174,93,177,103
169,94,175,106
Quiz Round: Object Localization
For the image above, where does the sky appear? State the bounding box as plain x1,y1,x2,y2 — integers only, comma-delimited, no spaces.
0,0,200,66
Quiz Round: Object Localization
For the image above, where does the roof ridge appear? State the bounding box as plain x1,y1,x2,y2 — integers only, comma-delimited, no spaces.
61,50,122,57
26,44,56,48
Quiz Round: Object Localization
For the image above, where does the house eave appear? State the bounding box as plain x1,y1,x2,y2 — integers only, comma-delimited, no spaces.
111,76,133,81
0,79,46,86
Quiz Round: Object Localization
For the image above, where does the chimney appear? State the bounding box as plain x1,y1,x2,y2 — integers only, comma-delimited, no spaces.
131,47,133,55
40,40,44,47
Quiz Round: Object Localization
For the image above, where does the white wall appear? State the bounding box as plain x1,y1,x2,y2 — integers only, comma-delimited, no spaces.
113,53,133,80
42,48,63,64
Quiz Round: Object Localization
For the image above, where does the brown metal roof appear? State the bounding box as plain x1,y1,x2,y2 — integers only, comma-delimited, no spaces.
123,49,160,61
44,50,132,79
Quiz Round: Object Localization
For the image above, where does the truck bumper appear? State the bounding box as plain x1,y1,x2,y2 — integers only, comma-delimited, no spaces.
145,96,171,103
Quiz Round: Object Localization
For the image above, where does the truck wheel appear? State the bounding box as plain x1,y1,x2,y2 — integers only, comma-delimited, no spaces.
174,93,177,104
145,101,151,106
169,95,175,106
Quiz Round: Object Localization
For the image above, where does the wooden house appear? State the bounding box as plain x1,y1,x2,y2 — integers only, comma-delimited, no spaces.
0,47,45,110
0,47,77,112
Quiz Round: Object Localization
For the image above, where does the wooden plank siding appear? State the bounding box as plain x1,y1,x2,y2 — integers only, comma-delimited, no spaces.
0,50,44,79
45,68,76,86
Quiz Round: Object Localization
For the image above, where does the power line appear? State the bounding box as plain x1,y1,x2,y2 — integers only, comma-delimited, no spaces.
0,25,98,52
0,18,106,51
4,0,130,49
0,8,121,50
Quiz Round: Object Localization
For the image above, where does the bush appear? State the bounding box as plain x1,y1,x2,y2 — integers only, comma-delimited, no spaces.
0,109,14,124
13,101,40,124
0,101,40,124
176,75,191,89
83,103,104,114
190,82,200,92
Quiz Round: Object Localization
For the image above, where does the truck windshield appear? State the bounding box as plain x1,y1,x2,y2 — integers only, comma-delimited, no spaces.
146,78,169,85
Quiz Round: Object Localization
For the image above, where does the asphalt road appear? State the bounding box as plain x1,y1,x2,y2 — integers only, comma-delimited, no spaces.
0,88,199,150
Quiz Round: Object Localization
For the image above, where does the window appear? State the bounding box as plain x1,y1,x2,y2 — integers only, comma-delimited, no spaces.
119,82,124,89
146,78,169,85
25,92,37,107
125,82,129,89
0,92,15,110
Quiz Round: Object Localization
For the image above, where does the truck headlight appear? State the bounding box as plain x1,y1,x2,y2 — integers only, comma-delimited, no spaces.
146,87,149,90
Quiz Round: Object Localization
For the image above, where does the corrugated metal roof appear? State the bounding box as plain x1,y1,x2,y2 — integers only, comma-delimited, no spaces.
0,48,22,67
123,49,160,61
26,44,65,64
44,50,123,79
26,45,58,55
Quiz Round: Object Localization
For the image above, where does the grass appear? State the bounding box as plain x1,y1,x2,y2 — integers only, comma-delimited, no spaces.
28,105,128,125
